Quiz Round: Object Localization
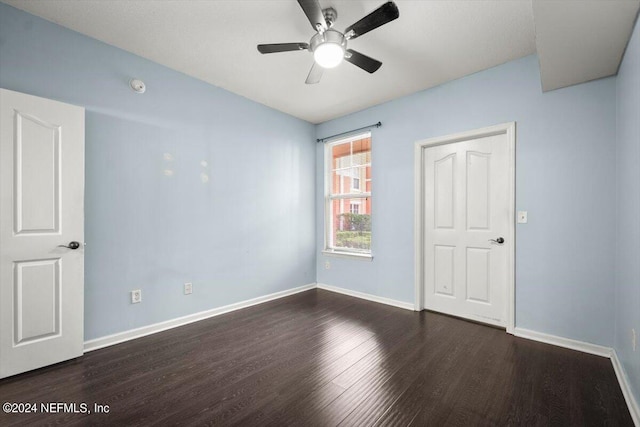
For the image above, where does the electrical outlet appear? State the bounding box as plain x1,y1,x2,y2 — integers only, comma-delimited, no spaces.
325,261,331,270
184,282,193,295
632,328,637,352
131,289,142,304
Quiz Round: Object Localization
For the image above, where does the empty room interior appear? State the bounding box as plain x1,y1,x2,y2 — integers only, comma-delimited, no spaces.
0,0,639,425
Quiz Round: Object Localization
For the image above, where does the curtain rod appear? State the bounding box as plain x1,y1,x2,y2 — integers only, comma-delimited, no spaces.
316,121,382,143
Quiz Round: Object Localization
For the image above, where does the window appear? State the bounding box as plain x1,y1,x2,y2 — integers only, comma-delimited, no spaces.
352,177,360,191
325,133,371,255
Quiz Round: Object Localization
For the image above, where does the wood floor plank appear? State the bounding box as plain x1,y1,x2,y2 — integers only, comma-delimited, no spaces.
356,314,491,427
264,308,428,426
0,289,633,426
198,301,420,426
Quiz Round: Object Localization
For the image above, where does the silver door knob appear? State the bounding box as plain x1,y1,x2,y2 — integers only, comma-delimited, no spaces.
58,241,81,250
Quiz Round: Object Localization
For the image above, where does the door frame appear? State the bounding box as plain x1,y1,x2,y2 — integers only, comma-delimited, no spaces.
413,122,516,334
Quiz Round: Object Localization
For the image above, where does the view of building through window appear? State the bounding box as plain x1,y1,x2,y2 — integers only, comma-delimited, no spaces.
327,134,371,253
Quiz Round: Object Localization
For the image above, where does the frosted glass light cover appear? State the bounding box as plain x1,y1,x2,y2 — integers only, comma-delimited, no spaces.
314,43,344,68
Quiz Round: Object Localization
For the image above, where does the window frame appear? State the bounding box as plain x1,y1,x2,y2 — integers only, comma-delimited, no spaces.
323,132,373,259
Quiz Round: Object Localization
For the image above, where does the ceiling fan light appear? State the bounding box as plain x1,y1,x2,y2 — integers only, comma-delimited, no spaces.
314,43,345,68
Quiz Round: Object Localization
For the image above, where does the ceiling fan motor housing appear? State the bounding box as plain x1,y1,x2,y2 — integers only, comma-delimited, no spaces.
309,29,346,53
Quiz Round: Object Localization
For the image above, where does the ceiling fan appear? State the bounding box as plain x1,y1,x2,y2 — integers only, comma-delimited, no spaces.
257,0,399,84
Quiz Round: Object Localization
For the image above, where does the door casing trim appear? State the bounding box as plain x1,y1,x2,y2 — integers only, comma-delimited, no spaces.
413,122,516,334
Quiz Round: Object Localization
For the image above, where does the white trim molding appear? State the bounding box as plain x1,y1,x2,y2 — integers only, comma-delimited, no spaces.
414,122,517,333
84,283,316,352
611,349,640,426
513,327,612,358
317,283,414,311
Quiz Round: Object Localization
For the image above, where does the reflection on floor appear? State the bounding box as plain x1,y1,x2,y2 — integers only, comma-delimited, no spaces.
0,288,632,426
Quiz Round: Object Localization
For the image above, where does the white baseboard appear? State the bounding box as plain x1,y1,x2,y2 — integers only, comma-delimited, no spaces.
83,283,316,352
611,349,640,426
316,283,414,311
513,327,612,358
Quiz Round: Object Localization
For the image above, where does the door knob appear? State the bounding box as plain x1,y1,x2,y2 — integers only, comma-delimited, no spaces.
489,237,505,244
58,241,81,250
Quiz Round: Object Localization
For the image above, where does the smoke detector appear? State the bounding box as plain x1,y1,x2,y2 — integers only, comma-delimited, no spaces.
129,79,146,94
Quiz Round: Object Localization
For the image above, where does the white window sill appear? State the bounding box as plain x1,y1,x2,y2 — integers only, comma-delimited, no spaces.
322,250,373,261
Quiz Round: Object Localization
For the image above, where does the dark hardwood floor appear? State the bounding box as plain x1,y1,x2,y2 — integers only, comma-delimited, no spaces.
0,289,632,426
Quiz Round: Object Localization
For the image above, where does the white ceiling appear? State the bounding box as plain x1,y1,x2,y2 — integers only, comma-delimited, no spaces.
2,0,638,123
534,0,640,92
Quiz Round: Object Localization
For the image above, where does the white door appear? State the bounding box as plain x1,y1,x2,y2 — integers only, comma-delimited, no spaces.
0,88,85,378
422,128,513,328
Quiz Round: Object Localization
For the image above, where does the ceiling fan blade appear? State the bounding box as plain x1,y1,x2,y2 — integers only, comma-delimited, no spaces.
344,1,399,40
257,43,309,54
344,49,382,73
305,62,324,84
297,0,327,32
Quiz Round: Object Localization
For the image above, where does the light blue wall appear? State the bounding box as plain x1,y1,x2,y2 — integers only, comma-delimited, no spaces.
316,55,617,346
615,14,640,411
0,3,316,340
0,3,624,352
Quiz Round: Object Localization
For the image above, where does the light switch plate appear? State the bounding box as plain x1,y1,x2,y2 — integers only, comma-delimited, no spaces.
517,211,528,224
